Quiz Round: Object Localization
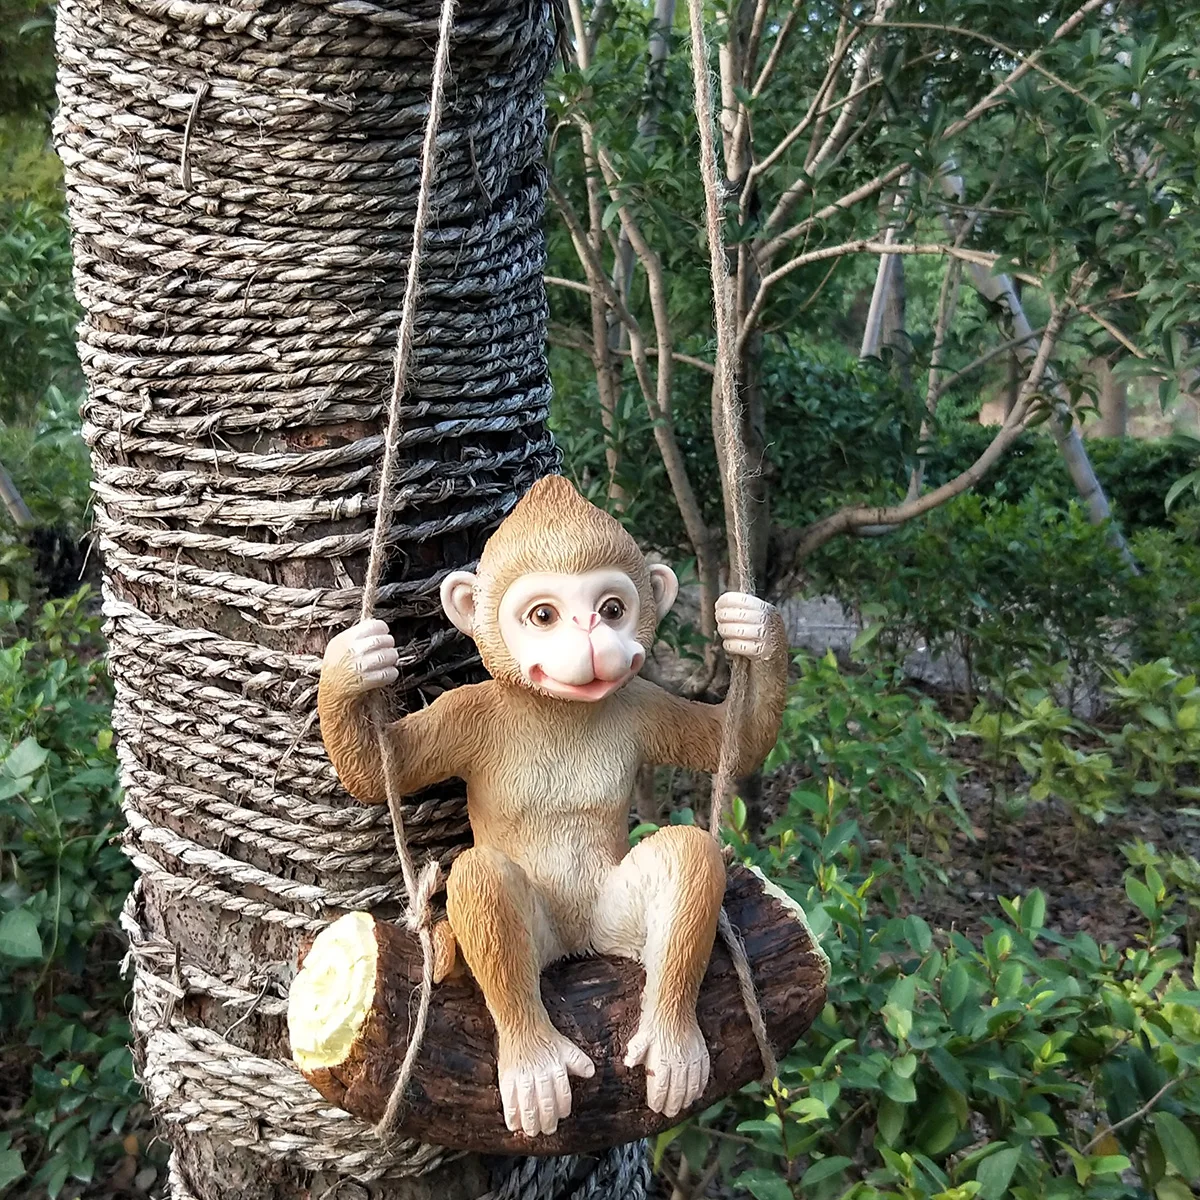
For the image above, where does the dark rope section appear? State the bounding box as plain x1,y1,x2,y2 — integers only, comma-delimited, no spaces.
54,0,646,1194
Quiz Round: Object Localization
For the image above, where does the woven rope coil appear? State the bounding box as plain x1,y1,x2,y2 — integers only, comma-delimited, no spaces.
54,0,646,1193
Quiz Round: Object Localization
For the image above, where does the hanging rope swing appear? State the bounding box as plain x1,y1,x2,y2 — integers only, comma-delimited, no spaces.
285,0,829,1156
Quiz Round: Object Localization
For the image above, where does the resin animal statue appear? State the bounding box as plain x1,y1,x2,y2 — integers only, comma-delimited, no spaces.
296,475,789,1138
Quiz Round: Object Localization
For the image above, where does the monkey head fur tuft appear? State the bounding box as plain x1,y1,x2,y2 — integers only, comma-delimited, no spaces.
440,476,679,698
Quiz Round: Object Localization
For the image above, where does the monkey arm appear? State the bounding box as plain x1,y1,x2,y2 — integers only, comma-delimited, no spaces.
317,675,471,804
636,606,789,776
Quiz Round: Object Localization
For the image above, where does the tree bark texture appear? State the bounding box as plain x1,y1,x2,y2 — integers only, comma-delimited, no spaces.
54,2,648,1197
299,865,828,1155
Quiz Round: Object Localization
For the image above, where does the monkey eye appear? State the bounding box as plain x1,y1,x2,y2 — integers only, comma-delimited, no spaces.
527,604,559,628
598,597,625,622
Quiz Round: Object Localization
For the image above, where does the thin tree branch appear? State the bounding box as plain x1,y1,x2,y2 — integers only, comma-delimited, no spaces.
1082,1079,1178,1155
748,15,858,180
932,325,1050,399
1076,301,1147,359
0,462,34,530
878,21,1089,99
756,0,1110,262
750,0,802,96
780,293,1073,562
545,274,593,295
740,240,1038,354
550,328,715,374
763,0,897,236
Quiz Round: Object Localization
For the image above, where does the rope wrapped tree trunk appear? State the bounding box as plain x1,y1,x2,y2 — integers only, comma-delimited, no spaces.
53,1,648,1196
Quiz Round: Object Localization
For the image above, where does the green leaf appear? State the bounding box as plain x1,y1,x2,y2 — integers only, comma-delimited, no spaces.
928,1046,969,1094
1153,1111,1200,1181
2,735,47,780
976,1146,1022,1198
1126,877,1158,920
1019,890,1046,932
1156,1177,1195,1200
851,622,885,656
0,1148,24,1193
883,975,916,1043
0,908,42,960
942,961,970,1011
733,1168,793,1200
881,1068,917,1104
878,1097,905,1146
799,1156,853,1188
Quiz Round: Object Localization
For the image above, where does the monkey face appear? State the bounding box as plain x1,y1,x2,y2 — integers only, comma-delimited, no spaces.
496,568,644,701
441,561,679,700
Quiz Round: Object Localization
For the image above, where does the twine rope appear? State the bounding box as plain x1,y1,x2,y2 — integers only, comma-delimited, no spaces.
686,0,779,1088
358,0,458,1140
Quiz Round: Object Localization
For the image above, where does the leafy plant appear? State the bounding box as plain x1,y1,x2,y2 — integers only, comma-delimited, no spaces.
808,494,1137,702
1105,660,1200,800
0,590,142,1197
766,651,967,858
668,785,1200,1199
966,678,1126,834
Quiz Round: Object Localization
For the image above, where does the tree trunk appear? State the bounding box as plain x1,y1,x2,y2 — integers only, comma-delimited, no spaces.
1093,356,1128,437
54,1,648,1197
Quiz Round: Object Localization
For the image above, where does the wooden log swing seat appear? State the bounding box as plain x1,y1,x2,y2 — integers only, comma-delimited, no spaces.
289,865,829,1154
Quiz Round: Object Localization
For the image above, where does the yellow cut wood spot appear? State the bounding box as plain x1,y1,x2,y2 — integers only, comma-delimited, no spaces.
287,910,378,1071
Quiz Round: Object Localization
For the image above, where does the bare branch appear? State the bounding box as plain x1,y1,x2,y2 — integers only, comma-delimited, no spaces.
549,175,719,631
748,15,858,181
762,0,898,236
750,0,802,97
1082,1080,1179,1156
932,325,1050,399
879,21,1088,99
545,274,593,295
740,239,1038,354
550,328,715,375
780,292,1073,562
0,461,34,530
1076,301,1148,359
756,0,1110,262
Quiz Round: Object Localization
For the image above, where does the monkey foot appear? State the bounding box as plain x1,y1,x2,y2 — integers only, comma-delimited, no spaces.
624,1016,710,1118
498,1029,595,1137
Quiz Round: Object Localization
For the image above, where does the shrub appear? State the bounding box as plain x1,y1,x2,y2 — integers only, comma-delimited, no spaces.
921,428,1198,533
668,719,1200,1200
806,493,1137,700
0,590,142,1198
766,651,967,859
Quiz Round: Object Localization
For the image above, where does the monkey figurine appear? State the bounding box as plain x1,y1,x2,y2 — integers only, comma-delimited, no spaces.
317,475,789,1138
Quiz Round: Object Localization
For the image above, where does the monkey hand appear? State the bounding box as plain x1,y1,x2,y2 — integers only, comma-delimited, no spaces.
715,592,776,659
624,1014,710,1119
322,618,399,695
497,1027,595,1137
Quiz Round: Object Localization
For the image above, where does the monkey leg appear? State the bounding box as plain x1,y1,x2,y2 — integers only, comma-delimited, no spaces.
590,824,725,1118
445,846,594,1136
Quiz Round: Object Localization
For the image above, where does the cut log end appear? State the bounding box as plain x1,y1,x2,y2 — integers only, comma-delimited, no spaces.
287,910,378,1075
287,865,828,1155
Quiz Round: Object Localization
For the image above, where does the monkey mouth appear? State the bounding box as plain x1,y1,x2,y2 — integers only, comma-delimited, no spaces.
527,666,637,702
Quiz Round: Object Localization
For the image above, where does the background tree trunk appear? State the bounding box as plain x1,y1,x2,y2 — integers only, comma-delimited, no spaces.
53,1,648,1197
1092,356,1128,437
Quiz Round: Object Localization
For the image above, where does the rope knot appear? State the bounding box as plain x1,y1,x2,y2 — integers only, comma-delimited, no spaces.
404,860,442,934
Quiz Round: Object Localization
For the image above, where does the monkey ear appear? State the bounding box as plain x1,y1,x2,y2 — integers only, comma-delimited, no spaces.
440,571,479,638
648,563,679,623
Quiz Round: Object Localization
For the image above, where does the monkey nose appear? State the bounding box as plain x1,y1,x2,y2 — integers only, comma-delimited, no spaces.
571,613,600,631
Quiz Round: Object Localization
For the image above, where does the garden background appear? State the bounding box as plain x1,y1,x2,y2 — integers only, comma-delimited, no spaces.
3,2,1200,1198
